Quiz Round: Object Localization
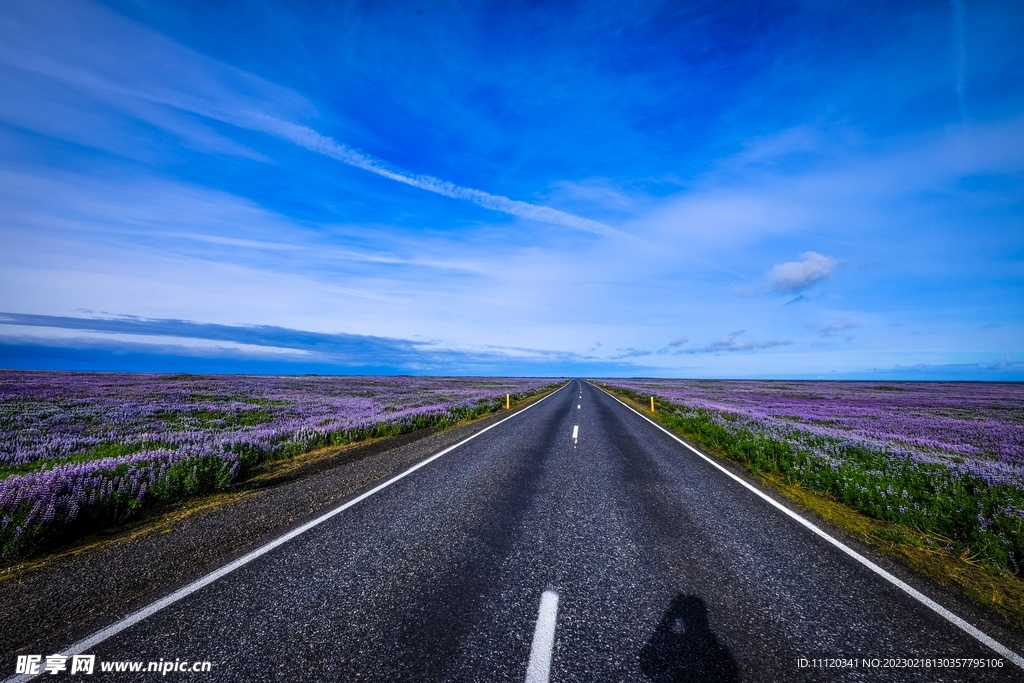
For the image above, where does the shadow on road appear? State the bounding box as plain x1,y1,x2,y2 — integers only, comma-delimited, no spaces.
639,593,741,683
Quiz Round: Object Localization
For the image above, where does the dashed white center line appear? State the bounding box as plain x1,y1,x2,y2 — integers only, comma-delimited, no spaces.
572,425,578,439
577,404,580,409
525,590,559,683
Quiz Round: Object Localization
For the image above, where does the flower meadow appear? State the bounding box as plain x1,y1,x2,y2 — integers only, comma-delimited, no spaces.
602,379,1024,576
0,371,558,560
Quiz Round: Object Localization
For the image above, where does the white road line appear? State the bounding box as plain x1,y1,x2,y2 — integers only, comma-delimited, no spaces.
572,425,579,439
577,404,580,409
2,383,570,683
525,590,559,683
593,383,1024,670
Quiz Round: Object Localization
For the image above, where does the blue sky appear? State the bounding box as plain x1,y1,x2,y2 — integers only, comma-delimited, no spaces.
1,0,1022,378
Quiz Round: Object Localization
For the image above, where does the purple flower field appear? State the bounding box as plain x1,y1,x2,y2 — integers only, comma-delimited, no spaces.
0,371,558,558
604,380,1024,485
601,379,1024,574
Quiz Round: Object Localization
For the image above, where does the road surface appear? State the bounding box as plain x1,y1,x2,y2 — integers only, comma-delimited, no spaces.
9,380,1024,681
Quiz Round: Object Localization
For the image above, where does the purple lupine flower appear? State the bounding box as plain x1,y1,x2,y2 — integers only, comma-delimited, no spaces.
604,378,1024,487
1,371,558,544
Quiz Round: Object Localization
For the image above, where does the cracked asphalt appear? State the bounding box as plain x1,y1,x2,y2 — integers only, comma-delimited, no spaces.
5,380,1024,681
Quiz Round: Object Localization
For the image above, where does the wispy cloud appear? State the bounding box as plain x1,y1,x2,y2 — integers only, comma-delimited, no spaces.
0,311,662,376
769,252,838,293
817,320,858,336
653,337,691,355
610,347,653,359
0,0,609,233
0,323,313,359
729,125,828,167
244,115,614,234
683,331,793,354
1,1,1021,380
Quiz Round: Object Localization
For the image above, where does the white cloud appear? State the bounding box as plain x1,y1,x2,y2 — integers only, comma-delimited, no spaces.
769,252,838,292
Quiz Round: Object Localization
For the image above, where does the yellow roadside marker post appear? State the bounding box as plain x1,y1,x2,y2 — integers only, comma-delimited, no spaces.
506,393,510,410
651,396,656,413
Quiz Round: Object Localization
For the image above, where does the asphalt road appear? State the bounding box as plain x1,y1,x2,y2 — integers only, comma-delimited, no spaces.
10,380,1024,681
